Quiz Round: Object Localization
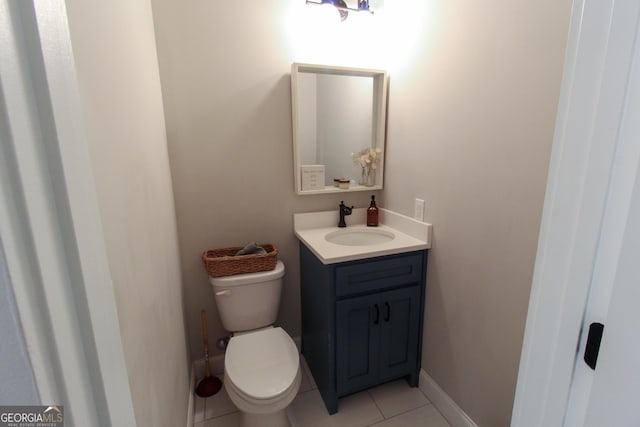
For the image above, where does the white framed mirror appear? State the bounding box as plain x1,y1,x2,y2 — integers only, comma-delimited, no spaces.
291,63,388,195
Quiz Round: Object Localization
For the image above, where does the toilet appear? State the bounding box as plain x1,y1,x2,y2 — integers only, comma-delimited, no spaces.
209,261,300,427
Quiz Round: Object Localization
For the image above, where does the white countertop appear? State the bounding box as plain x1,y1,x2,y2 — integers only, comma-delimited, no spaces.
294,208,432,264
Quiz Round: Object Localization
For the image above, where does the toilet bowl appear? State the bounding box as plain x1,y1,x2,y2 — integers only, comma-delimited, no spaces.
224,327,301,427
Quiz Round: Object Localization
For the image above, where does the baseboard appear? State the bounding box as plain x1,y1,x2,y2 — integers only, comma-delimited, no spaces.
419,370,478,427
187,366,195,427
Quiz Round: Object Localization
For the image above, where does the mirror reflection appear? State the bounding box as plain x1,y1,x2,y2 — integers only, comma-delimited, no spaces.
292,63,388,195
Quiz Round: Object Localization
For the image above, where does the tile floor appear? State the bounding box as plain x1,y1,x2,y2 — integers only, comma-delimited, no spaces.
194,357,451,427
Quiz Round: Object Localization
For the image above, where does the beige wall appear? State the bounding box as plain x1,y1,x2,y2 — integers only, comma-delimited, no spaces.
64,0,191,425
151,0,376,360
383,1,572,425
151,0,571,425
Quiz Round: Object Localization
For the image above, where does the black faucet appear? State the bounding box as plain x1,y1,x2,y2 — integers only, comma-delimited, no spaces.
338,201,353,227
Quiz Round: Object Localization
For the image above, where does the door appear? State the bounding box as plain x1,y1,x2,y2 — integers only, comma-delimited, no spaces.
336,293,380,394
511,1,640,425
563,11,640,422
378,286,421,382
564,151,640,426
578,203,640,426
336,286,422,394
0,1,136,424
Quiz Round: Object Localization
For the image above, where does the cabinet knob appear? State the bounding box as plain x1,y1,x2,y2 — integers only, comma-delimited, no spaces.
384,302,390,322
373,304,380,324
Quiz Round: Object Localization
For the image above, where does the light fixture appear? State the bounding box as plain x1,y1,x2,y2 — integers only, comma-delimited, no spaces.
306,0,374,22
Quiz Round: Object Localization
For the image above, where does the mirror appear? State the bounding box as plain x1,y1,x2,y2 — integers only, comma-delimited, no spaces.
291,63,388,195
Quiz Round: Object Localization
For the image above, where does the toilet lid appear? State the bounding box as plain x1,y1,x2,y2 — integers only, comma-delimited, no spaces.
225,327,299,400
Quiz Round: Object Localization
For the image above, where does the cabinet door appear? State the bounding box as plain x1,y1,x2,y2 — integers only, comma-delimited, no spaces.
336,286,422,395
336,293,380,395
378,286,421,382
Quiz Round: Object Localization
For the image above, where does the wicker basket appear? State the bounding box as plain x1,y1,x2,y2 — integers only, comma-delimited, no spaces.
202,244,278,277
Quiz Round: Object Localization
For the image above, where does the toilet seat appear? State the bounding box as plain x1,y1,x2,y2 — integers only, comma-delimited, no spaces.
225,367,301,415
224,327,300,401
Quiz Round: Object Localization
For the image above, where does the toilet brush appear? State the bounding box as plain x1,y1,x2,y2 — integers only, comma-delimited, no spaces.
196,309,222,397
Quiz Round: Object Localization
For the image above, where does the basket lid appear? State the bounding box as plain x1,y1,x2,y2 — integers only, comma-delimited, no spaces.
208,260,284,286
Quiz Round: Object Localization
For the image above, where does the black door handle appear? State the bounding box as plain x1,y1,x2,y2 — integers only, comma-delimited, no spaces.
373,304,379,324
584,322,604,370
384,302,390,322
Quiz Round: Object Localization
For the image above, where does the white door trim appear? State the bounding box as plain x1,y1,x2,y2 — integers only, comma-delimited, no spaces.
511,0,640,425
564,2,640,423
0,1,135,425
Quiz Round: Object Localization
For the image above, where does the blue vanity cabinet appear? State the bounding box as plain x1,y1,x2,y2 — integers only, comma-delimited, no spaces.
300,243,427,415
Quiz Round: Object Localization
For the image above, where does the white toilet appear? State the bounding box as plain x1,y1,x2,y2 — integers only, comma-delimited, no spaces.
209,261,300,427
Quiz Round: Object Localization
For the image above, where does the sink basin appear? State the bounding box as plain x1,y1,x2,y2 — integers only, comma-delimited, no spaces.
325,228,395,246
294,209,431,263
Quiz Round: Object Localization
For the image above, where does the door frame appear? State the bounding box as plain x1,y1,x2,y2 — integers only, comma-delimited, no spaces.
0,0,135,425
511,0,640,425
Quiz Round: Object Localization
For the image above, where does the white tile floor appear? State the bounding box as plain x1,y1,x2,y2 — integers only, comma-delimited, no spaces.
194,356,451,427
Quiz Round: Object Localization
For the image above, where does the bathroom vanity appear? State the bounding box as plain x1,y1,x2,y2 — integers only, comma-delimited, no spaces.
294,209,432,414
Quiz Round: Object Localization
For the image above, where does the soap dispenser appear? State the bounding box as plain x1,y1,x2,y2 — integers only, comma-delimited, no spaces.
367,195,379,227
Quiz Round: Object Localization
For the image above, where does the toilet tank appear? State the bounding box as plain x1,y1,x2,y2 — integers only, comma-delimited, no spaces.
209,261,285,333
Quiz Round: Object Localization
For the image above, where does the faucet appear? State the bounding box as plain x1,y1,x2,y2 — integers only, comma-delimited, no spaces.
338,201,353,227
